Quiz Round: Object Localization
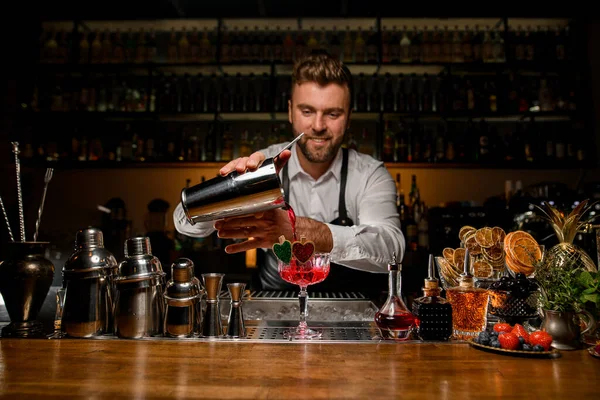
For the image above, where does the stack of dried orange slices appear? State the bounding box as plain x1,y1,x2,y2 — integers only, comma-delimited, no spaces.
503,230,543,276
436,225,507,286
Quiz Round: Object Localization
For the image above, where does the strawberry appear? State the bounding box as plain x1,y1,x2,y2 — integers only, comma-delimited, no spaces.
493,322,512,334
511,324,530,344
498,332,521,350
529,331,553,351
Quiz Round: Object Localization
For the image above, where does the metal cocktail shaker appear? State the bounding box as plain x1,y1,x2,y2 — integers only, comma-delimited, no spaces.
114,237,166,339
180,157,285,224
163,258,203,338
61,228,118,337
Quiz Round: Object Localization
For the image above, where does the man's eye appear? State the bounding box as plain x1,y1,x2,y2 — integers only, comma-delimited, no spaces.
329,113,340,118
302,110,312,115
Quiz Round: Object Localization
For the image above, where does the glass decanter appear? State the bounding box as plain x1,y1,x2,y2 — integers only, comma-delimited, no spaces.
446,248,490,340
412,254,453,341
375,253,415,340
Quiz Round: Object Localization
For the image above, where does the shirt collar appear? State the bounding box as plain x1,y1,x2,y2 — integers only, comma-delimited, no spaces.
287,144,343,183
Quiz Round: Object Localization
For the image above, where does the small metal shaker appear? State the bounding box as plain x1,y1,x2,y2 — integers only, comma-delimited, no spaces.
226,283,246,338
61,228,118,338
200,273,225,338
114,237,166,339
163,258,203,338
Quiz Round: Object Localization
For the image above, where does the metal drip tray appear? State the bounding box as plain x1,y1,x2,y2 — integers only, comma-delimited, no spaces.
219,296,379,323
244,321,380,342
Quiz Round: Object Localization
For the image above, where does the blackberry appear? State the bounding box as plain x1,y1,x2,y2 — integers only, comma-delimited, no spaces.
478,331,491,345
533,345,545,352
518,336,526,345
522,344,532,351
491,341,502,348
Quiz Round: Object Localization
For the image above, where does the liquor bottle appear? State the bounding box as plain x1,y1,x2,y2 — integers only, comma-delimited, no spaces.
366,26,379,63
126,28,136,63
246,74,257,112
472,25,482,62
441,26,452,63
112,29,125,63
283,27,294,63
251,26,262,62
374,253,415,340
382,120,394,162
395,121,408,162
354,27,366,63
420,26,430,63
220,27,231,63
203,123,217,161
390,26,400,63
193,73,205,112
189,27,200,63
342,26,354,63
239,130,252,157
178,27,190,63
493,29,506,63
446,249,489,340
400,26,411,63
79,31,90,64
369,74,381,112
220,125,234,161
241,26,251,63
294,29,306,61
271,26,283,62
431,26,441,62
381,26,391,63
462,26,473,62
422,74,432,112
412,254,453,341
356,73,368,112
382,73,395,112
220,73,232,112
513,25,525,61
180,74,192,113
410,26,421,63
233,73,244,112
452,26,463,63
91,30,102,64
135,28,145,63
100,29,112,64
306,27,318,53
329,27,342,61
168,28,178,63
482,26,493,62
396,73,406,112
358,128,375,157
251,129,266,153
146,28,157,63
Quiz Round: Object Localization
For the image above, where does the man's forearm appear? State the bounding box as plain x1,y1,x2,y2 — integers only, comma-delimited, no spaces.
295,216,333,253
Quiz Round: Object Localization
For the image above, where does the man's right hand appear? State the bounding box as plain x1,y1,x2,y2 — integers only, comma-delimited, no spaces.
218,149,291,177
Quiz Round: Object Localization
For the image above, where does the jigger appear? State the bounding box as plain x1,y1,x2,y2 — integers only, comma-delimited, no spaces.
201,273,225,338
226,283,246,338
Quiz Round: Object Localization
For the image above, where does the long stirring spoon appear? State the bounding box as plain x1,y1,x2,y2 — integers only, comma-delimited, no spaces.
33,168,54,242
11,142,25,242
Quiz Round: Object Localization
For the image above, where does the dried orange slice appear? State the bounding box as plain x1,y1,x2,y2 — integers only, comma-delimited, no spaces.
459,226,476,242
443,248,455,266
453,248,466,271
475,227,495,248
491,227,506,245
506,230,536,249
483,243,504,262
511,237,542,268
464,233,482,255
473,259,493,278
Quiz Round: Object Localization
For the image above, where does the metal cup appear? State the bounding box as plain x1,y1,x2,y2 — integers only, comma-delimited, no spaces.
180,157,285,224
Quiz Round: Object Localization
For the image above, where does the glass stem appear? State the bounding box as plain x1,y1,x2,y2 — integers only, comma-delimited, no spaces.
298,286,308,329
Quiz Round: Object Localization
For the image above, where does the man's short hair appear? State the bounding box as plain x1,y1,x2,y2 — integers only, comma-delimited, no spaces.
291,51,354,109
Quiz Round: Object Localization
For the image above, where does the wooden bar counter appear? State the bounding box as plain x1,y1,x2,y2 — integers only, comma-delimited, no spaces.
0,338,598,399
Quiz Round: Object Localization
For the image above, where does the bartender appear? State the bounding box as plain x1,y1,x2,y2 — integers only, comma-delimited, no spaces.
173,52,404,295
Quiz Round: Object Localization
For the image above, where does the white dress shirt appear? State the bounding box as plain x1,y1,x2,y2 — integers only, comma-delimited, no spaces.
173,143,405,274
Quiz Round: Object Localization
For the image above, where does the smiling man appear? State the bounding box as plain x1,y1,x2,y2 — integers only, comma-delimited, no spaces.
174,52,404,293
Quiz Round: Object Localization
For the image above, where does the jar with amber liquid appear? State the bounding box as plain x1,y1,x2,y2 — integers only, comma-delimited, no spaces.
446,249,489,340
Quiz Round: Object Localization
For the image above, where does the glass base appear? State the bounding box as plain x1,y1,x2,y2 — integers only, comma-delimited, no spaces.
283,322,323,340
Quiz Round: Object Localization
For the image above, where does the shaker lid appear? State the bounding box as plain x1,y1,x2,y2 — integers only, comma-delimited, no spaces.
75,227,104,249
125,237,152,257
171,258,195,283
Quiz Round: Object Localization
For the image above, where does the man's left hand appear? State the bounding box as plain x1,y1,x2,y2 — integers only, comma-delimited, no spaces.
213,208,294,254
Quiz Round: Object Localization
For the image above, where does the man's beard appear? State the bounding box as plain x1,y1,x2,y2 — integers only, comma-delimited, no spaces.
293,128,346,164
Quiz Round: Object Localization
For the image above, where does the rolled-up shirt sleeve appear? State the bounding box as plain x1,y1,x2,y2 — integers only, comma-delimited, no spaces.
326,164,404,273
173,202,216,238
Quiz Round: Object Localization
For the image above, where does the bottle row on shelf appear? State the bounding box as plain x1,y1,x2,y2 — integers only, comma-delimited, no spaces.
27,70,579,116
17,117,590,168
38,22,575,66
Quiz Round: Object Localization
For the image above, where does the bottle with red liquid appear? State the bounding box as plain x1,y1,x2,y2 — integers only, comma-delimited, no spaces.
375,253,415,340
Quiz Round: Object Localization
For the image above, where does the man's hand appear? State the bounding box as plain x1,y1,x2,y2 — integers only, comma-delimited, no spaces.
218,149,291,177
214,208,294,253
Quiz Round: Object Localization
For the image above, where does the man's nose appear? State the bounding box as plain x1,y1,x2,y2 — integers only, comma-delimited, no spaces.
312,114,326,132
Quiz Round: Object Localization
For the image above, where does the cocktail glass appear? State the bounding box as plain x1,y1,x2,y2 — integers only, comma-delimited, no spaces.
277,252,330,339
